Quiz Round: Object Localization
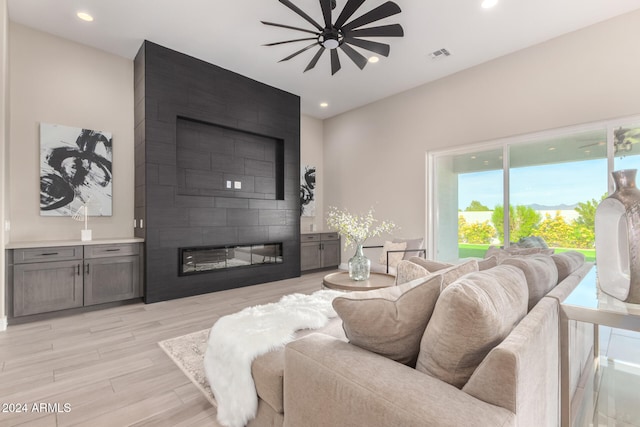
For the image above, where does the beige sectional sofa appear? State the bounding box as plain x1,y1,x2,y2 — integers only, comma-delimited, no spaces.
247,250,593,427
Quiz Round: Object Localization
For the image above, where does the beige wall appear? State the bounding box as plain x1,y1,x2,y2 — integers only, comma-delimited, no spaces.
323,9,640,260
8,23,134,243
300,114,324,233
0,0,7,329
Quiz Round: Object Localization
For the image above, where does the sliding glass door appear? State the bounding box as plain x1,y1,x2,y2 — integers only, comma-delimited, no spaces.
429,116,638,262
432,147,503,261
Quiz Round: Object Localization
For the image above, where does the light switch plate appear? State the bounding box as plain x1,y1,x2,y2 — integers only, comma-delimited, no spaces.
226,180,232,189
234,181,242,189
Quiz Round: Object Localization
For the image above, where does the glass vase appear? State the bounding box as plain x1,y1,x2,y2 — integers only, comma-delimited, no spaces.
595,169,640,303
348,244,371,281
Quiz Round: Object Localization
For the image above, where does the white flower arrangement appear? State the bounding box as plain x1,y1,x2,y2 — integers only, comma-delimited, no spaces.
326,206,397,248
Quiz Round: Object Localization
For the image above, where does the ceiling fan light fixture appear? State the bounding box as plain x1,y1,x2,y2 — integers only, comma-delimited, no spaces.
322,38,340,49
368,56,379,63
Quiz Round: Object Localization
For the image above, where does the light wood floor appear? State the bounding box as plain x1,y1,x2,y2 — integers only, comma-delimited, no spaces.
0,270,330,427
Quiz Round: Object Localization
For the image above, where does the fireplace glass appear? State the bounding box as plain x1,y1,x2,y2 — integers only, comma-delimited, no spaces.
180,243,283,275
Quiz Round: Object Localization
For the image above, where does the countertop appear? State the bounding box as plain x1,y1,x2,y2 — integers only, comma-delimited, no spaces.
5,237,144,249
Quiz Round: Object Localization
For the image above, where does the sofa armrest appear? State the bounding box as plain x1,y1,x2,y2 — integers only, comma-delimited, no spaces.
283,333,515,427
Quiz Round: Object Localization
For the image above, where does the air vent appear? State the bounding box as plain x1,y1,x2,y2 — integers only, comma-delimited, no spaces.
429,48,451,59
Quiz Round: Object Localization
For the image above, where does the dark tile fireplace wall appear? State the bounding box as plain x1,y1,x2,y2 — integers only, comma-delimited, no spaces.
134,41,301,303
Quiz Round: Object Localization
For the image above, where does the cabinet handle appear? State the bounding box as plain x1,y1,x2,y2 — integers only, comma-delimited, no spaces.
86,264,90,274
41,252,59,256
77,264,80,276
105,249,121,252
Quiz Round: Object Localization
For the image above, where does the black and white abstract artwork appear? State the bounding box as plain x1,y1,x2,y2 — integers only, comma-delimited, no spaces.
40,123,113,216
300,165,316,217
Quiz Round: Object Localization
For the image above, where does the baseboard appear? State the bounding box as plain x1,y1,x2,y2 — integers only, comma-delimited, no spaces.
0,316,6,331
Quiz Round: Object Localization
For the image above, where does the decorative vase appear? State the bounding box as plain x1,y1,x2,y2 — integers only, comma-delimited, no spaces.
595,169,640,303
348,244,371,281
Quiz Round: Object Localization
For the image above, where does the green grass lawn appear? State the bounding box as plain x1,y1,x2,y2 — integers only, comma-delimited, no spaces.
458,243,595,262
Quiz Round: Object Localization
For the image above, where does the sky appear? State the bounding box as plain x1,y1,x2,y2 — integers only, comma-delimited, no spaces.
457,158,635,210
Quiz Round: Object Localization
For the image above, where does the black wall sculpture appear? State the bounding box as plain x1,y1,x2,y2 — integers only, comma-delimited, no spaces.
134,41,301,303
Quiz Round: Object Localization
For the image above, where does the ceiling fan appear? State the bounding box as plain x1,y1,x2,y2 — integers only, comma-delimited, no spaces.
578,127,640,154
262,0,404,75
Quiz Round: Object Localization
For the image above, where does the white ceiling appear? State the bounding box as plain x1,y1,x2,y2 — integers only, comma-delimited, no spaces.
8,0,640,119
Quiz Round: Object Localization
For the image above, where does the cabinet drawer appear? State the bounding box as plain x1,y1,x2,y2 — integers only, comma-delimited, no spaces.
13,246,83,264
301,233,321,242
321,233,339,241
85,243,140,259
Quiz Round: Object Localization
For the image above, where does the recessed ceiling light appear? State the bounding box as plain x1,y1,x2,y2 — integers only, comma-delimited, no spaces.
320,102,328,108
481,0,498,9
77,11,94,22
368,56,379,63
548,147,556,151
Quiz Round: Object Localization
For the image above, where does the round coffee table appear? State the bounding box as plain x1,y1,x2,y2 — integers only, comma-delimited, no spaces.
322,271,396,291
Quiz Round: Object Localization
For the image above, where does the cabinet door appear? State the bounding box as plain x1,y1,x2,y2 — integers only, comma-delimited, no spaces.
13,260,83,316
84,255,141,306
321,240,341,268
301,242,321,271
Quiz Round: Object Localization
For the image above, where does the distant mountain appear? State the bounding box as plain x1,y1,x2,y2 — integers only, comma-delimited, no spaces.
528,203,577,210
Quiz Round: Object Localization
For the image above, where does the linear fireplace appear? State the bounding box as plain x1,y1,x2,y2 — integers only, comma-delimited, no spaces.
179,243,283,276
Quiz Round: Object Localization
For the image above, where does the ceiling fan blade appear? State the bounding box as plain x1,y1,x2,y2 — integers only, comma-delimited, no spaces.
264,37,317,47
320,0,332,29
343,37,390,56
261,21,319,36
342,1,402,32
339,43,367,70
331,49,341,75
304,47,325,72
279,0,323,31
347,24,404,38
334,0,366,28
279,42,320,62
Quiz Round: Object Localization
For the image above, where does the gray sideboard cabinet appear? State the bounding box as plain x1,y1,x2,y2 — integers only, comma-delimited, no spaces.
300,232,340,272
9,242,143,317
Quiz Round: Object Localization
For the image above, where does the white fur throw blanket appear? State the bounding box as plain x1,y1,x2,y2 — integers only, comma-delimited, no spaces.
204,289,343,427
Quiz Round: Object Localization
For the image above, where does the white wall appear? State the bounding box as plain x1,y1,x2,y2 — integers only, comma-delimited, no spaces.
8,23,134,243
0,0,7,330
324,9,640,261
300,114,324,232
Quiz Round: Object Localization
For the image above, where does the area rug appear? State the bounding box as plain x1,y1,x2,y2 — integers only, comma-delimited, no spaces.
158,329,216,407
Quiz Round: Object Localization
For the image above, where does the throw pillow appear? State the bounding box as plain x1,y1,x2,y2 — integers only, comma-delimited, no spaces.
415,265,528,389
395,260,429,285
500,254,558,310
393,237,424,260
551,251,585,282
436,259,479,291
332,274,443,366
378,241,407,268
478,255,497,271
408,256,453,272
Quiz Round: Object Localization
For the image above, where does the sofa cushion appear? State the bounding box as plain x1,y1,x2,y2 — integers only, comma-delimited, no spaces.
551,251,585,282
408,256,453,272
378,240,407,268
485,246,554,262
415,265,528,388
251,318,346,414
393,237,424,260
332,274,442,366
478,255,498,271
500,255,558,311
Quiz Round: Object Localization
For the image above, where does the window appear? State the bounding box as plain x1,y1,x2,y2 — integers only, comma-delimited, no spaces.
428,116,639,261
